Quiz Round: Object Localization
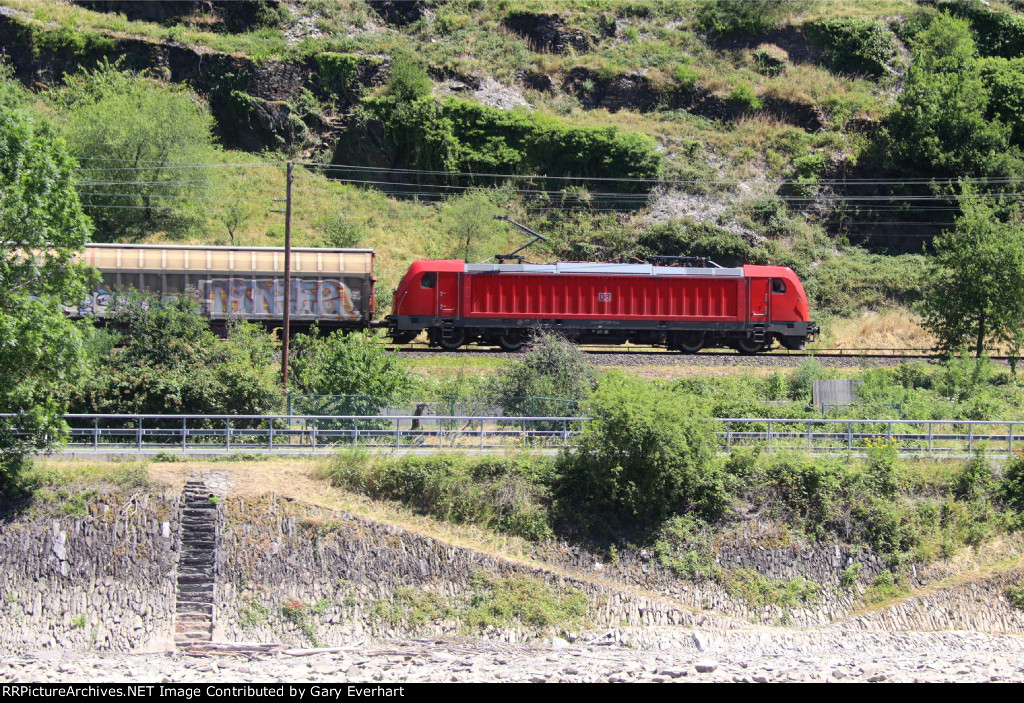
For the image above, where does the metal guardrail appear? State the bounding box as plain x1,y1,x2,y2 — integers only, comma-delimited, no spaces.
719,417,1024,457
0,414,588,453
5,414,1024,457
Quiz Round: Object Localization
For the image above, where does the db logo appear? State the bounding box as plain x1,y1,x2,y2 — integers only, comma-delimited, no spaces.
597,292,613,302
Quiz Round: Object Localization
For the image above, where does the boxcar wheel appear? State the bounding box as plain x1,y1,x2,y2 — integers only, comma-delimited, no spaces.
676,332,704,354
497,330,528,352
435,328,466,351
734,337,764,355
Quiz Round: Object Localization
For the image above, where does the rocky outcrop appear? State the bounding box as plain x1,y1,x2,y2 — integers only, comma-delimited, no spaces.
72,1,281,33
503,12,605,55
0,8,387,152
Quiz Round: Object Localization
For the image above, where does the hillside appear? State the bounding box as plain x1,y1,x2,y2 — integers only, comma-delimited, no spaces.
6,0,1024,332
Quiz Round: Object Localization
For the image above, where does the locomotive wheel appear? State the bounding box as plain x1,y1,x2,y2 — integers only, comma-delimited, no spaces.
675,332,704,354
734,337,765,355
497,330,528,352
435,328,466,351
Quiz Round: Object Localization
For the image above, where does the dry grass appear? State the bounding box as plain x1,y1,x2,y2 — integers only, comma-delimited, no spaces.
821,310,936,351
45,456,544,562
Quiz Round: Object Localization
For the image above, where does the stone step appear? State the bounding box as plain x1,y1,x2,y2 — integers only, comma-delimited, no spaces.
175,631,212,642
177,573,213,584
176,600,214,614
177,581,213,591
175,621,212,634
176,613,211,625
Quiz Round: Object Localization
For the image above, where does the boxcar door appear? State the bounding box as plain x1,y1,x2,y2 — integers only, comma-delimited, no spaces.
749,277,770,322
437,271,460,317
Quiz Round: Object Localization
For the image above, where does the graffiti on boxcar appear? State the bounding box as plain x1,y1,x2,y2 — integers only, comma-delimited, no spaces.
203,278,360,320
72,278,363,321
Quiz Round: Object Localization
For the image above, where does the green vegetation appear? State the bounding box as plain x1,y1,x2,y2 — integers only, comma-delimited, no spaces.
69,295,281,417
1006,583,1024,609
290,330,414,403
923,187,1024,360
485,333,597,418
0,77,93,499
557,372,725,528
804,17,898,80
319,451,556,541
52,61,217,241
367,571,589,634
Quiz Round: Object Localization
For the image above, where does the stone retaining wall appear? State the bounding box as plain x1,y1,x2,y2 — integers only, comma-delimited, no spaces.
0,491,179,653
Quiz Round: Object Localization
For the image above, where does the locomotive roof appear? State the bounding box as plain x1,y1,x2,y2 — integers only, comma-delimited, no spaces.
465,262,745,276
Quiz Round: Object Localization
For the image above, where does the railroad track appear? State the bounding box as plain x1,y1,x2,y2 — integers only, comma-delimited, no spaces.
383,343,974,360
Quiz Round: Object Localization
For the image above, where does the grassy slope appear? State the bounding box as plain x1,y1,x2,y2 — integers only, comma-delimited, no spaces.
0,0,979,333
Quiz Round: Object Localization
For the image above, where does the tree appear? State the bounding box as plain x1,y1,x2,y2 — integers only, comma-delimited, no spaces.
54,61,216,241
0,106,94,497
881,14,1019,179
922,187,1024,359
70,295,281,417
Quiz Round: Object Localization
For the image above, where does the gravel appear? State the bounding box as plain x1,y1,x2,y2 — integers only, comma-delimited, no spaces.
6,627,1024,683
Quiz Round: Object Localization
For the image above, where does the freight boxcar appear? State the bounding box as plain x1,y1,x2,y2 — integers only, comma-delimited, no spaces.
70,244,375,330
387,259,818,353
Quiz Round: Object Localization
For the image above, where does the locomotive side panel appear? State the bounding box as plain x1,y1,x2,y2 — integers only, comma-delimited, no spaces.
463,273,745,322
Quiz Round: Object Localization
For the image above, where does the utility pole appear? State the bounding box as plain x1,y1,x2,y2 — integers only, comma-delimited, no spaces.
272,161,294,389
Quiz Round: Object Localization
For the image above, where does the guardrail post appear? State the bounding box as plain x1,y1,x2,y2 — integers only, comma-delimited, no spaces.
1011,423,1015,455
269,420,274,452
767,420,772,452
94,417,99,451
182,417,187,452
968,423,974,455
354,418,359,447
226,419,231,451
312,418,317,451
847,421,852,451
807,421,812,451
137,418,142,452
395,418,400,449
928,422,933,454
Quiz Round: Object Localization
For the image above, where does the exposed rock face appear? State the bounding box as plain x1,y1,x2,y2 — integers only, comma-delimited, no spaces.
367,0,426,26
0,8,387,153
72,1,281,32
502,12,598,54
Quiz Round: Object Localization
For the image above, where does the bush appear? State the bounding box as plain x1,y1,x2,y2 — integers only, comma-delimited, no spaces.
728,83,764,113
348,96,662,193
290,329,413,403
804,17,898,79
556,373,726,528
321,451,556,540
486,332,597,418
638,220,752,267
69,295,280,418
697,0,790,37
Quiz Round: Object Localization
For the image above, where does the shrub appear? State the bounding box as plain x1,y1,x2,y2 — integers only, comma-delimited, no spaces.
349,96,662,193
804,17,898,79
486,332,597,418
951,454,994,501
321,451,556,540
290,329,413,403
728,83,764,113
752,47,787,77
697,0,790,37
638,220,752,267
556,373,725,528
1007,584,1024,609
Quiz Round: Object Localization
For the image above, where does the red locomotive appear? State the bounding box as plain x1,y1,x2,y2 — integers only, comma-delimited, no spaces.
387,258,818,353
